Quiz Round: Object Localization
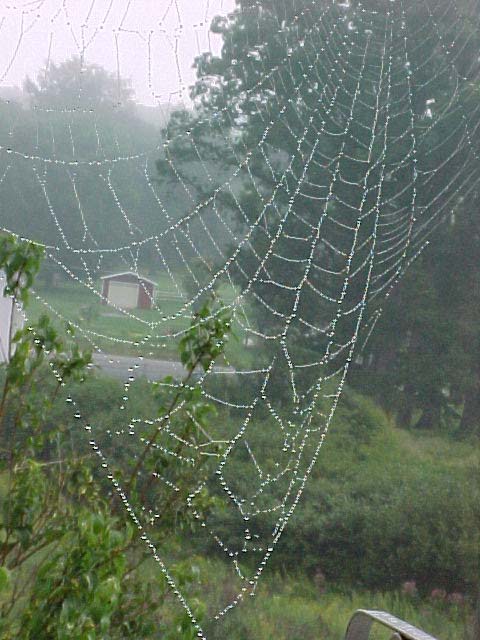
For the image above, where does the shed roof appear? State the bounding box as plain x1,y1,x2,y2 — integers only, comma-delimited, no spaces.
100,271,157,286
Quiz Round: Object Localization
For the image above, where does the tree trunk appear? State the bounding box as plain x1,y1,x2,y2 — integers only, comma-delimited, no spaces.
459,376,480,436
397,403,414,428
471,592,480,640
397,382,416,428
414,400,441,430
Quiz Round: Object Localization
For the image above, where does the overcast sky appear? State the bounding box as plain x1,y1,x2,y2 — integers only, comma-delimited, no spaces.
0,0,235,105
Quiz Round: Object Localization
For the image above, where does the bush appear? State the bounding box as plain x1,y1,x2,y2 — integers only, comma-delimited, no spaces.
246,390,479,595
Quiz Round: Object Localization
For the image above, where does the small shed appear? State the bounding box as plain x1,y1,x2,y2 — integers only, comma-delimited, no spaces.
100,272,157,310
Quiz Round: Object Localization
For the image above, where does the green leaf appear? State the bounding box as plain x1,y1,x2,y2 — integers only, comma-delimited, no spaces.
0,566,11,592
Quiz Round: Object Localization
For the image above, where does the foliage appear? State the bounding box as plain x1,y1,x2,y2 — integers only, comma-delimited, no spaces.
204,391,479,597
0,236,476,636
156,0,480,431
351,202,480,436
0,60,174,277
0,4,477,633
23,56,134,110
285,399,478,593
0,236,43,307
0,236,231,638
179,296,232,372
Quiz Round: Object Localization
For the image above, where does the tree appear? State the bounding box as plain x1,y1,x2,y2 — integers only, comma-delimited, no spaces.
0,235,232,637
157,0,479,422
1,58,173,282
23,56,134,111
442,204,480,436
159,0,364,399
351,199,480,435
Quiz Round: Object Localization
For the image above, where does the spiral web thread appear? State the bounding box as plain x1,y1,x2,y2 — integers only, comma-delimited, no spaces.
0,0,479,635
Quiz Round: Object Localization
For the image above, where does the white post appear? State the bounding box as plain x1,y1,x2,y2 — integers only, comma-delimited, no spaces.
0,270,24,363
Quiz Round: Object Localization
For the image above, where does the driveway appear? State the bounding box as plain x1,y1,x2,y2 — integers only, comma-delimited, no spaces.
92,353,234,381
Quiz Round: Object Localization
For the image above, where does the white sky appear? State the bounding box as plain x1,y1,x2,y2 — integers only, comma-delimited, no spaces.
0,0,235,105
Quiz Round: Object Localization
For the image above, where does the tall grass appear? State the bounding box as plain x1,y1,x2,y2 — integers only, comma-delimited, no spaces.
188,563,472,640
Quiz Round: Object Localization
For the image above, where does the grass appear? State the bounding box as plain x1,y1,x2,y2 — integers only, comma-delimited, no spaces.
145,555,473,640
28,277,256,365
5,523,470,640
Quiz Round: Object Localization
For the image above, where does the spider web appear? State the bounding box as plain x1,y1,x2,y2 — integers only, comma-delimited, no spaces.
0,0,479,636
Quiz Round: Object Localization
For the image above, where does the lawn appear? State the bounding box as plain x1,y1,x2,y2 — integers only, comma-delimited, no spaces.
28,277,256,366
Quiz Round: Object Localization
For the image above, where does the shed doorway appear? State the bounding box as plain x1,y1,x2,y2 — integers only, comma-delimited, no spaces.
108,280,139,309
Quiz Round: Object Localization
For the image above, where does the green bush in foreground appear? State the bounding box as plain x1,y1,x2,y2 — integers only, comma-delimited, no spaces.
0,236,231,638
